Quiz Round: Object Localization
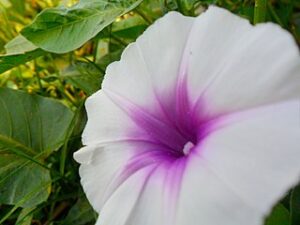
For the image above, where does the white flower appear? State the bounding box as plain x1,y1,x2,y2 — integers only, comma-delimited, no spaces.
74,6,300,225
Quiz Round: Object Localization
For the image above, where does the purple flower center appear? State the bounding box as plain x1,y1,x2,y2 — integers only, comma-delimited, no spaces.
104,74,215,162
128,94,201,159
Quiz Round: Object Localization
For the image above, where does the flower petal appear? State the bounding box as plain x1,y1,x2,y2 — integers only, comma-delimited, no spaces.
103,11,194,118
75,140,182,213
185,6,300,115
81,12,195,148
94,157,188,225
95,164,165,225
176,100,300,225
75,143,135,212
83,101,300,225
176,155,261,225
94,163,157,225
81,91,152,146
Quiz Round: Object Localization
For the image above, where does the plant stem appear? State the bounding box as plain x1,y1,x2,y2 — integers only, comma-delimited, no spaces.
93,39,99,63
59,103,83,175
34,60,44,93
254,0,267,24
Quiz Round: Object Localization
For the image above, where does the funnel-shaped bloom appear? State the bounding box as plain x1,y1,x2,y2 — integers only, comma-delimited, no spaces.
74,6,300,225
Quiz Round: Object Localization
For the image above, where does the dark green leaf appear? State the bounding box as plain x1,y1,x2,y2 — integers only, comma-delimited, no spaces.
113,24,147,39
0,88,74,207
0,156,51,208
21,0,143,53
62,197,96,225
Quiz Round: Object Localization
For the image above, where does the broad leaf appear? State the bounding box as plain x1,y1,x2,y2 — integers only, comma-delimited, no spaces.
21,0,143,53
0,155,51,208
5,35,38,55
0,88,74,207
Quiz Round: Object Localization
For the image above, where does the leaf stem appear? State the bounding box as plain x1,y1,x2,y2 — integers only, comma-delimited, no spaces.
34,60,44,93
93,39,99,63
254,0,267,24
59,103,83,175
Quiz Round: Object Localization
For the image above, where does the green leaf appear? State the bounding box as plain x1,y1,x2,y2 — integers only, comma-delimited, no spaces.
265,204,290,225
290,184,300,225
0,49,45,74
16,207,35,225
21,0,143,54
62,61,103,96
0,88,74,207
62,197,96,225
5,35,38,55
0,155,51,208
0,35,43,74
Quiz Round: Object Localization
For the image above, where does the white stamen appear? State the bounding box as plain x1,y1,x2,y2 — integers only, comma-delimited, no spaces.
182,141,194,156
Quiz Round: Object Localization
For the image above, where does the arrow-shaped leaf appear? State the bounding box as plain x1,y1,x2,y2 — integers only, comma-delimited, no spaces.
21,0,143,53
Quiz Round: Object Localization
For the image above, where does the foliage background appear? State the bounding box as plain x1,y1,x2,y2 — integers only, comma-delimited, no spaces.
0,0,299,224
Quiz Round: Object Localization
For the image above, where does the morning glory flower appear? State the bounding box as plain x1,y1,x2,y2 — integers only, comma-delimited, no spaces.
74,6,300,225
